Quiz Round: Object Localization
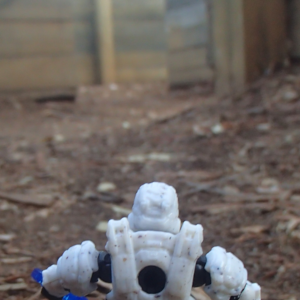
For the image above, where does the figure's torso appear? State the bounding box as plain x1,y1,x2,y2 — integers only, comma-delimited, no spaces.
105,218,203,300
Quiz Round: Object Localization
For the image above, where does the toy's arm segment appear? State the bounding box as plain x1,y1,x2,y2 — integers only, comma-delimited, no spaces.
32,241,113,300
195,247,261,300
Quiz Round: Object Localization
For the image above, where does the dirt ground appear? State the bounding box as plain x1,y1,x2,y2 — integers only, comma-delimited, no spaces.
1,69,300,300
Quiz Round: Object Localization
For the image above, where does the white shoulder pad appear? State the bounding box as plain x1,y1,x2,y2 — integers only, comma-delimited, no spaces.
240,281,261,300
204,246,247,300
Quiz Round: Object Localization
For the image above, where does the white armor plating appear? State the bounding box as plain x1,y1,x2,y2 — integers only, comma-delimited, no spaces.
43,241,99,297
106,218,203,300
41,182,261,300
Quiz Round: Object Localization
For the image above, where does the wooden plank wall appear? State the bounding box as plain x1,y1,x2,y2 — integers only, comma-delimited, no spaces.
166,0,214,87
212,0,286,96
288,0,300,58
0,0,96,91
243,0,287,82
112,0,167,82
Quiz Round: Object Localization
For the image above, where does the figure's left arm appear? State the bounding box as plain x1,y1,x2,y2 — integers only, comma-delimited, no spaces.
193,246,261,300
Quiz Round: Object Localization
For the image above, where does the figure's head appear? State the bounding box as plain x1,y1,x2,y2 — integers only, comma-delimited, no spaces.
128,182,181,234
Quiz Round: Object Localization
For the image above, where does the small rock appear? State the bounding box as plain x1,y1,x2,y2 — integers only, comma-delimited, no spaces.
256,123,271,132
82,191,100,201
0,234,16,242
18,176,33,186
193,125,211,137
291,195,300,202
97,182,116,192
109,83,118,91
96,221,108,232
49,225,60,233
122,121,131,129
256,178,280,194
111,205,131,216
282,89,299,102
211,123,224,135
54,134,65,143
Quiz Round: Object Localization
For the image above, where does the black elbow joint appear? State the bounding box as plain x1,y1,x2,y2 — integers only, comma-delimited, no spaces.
193,255,211,287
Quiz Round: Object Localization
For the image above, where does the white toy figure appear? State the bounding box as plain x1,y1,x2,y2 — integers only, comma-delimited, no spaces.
32,182,261,300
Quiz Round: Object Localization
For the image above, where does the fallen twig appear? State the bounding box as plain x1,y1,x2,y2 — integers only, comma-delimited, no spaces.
1,257,33,264
0,191,54,207
0,282,28,291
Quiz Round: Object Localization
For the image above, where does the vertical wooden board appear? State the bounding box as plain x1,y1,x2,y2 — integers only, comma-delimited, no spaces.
263,0,286,63
166,0,212,87
0,22,75,57
95,0,116,83
211,0,232,95
0,55,96,90
243,0,263,81
289,0,300,57
243,0,286,82
228,0,245,93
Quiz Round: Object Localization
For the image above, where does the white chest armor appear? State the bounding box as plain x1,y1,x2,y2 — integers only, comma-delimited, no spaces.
105,218,203,300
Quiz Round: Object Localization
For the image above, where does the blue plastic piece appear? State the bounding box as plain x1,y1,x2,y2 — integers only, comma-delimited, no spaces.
31,268,87,300
31,268,43,285
63,294,87,300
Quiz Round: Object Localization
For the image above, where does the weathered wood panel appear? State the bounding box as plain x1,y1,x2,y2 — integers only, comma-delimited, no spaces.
112,0,167,82
0,22,75,57
117,68,167,82
0,0,93,20
289,0,300,57
113,0,165,20
168,48,207,71
0,0,96,90
116,52,166,69
166,0,213,87
0,55,95,90
114,20,166,52
168,25,208,51
169,67,214,86
243,0,286,82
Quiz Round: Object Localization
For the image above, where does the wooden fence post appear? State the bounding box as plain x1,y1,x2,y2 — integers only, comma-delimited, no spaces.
94,0,116,83
212,0,246,97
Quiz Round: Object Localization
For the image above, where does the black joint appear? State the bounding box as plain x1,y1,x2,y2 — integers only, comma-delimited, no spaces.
193,255,211,287
95,251,112,283
229,283,247,300
41,287,63,300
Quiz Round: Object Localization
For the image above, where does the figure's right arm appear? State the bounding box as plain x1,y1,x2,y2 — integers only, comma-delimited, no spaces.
39,241,112,300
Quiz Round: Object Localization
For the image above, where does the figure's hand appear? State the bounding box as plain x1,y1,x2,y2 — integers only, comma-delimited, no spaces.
203,246,251,300
42,241,99,298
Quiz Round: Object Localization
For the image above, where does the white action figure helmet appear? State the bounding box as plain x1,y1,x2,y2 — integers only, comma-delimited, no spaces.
128,182,181,234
